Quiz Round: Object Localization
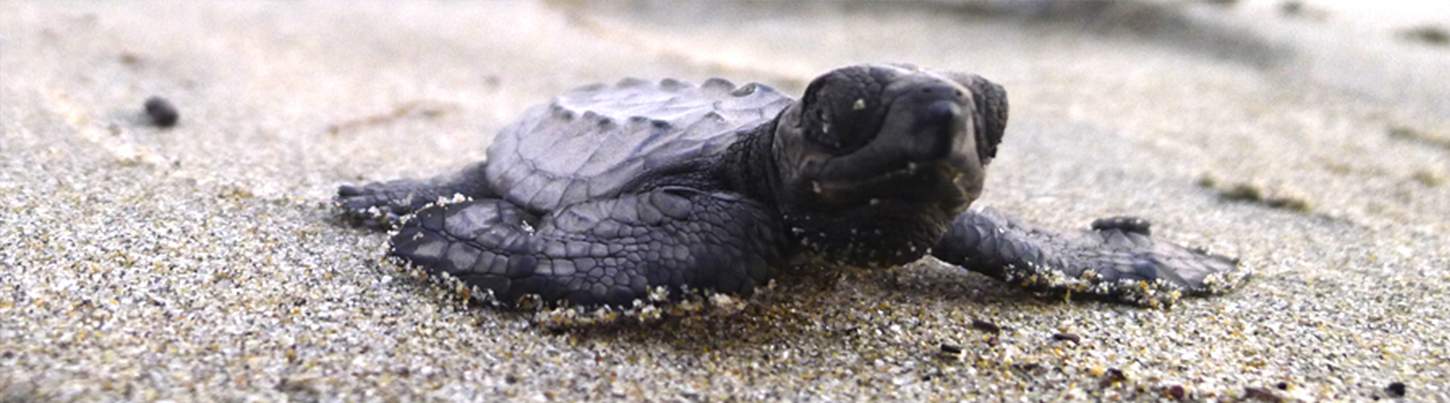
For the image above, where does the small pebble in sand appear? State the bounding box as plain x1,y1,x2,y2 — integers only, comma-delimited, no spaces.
1385,382,1407,398
144,96,179,127
1162,384,1187,400
970,319,1001,333
1051,333,1081,343
938,343,963,358
1100,368,1127,387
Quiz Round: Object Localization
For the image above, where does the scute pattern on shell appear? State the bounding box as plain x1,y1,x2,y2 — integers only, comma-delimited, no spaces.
485,77,794,213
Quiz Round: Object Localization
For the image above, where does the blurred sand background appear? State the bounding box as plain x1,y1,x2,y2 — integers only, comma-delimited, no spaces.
2,0,1448,400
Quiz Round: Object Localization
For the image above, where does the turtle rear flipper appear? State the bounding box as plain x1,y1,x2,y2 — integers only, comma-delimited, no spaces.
337,161,495,228
932,207,1249,307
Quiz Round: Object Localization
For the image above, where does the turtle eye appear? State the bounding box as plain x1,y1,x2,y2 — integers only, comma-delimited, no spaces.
799,66,891,152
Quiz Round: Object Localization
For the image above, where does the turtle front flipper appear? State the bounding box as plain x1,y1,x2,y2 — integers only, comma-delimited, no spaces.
388,187,785,310
932,207,1249,307
337,161,495,228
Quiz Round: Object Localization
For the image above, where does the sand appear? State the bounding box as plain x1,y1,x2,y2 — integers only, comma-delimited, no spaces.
2,0,1448,400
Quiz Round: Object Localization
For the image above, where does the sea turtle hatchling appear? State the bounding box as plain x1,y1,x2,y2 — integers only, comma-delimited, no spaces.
337,64,1247,313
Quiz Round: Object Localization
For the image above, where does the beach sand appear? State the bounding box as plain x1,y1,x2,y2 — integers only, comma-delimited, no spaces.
2,1,1447,400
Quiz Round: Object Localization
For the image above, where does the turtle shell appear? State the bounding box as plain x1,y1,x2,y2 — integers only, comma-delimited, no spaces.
484,77,793,213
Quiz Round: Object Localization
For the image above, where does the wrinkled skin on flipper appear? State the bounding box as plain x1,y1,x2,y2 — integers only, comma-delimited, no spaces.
933,208,1247,307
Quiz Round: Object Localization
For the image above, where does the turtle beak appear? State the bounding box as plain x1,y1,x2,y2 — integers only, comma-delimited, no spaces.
885,87,982,179
920,97,985,206
920,99,979,174
809,83,984,182
803,86,985,208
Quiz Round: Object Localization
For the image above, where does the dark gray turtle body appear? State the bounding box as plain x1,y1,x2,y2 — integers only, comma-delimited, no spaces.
337,64,1247,309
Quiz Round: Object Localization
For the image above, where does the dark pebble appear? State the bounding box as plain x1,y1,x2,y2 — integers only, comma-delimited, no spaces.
1163,384,1186,400
938,343,963,356
144,96,179,128
970,319,1001,333
1051,333,1081,343
1100,368,1128,387
1385,382,1406,398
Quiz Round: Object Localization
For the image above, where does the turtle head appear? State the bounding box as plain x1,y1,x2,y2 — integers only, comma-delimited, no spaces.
771,64,1008,265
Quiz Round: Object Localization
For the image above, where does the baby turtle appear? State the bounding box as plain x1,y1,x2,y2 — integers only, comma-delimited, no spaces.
337,64,1247,309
